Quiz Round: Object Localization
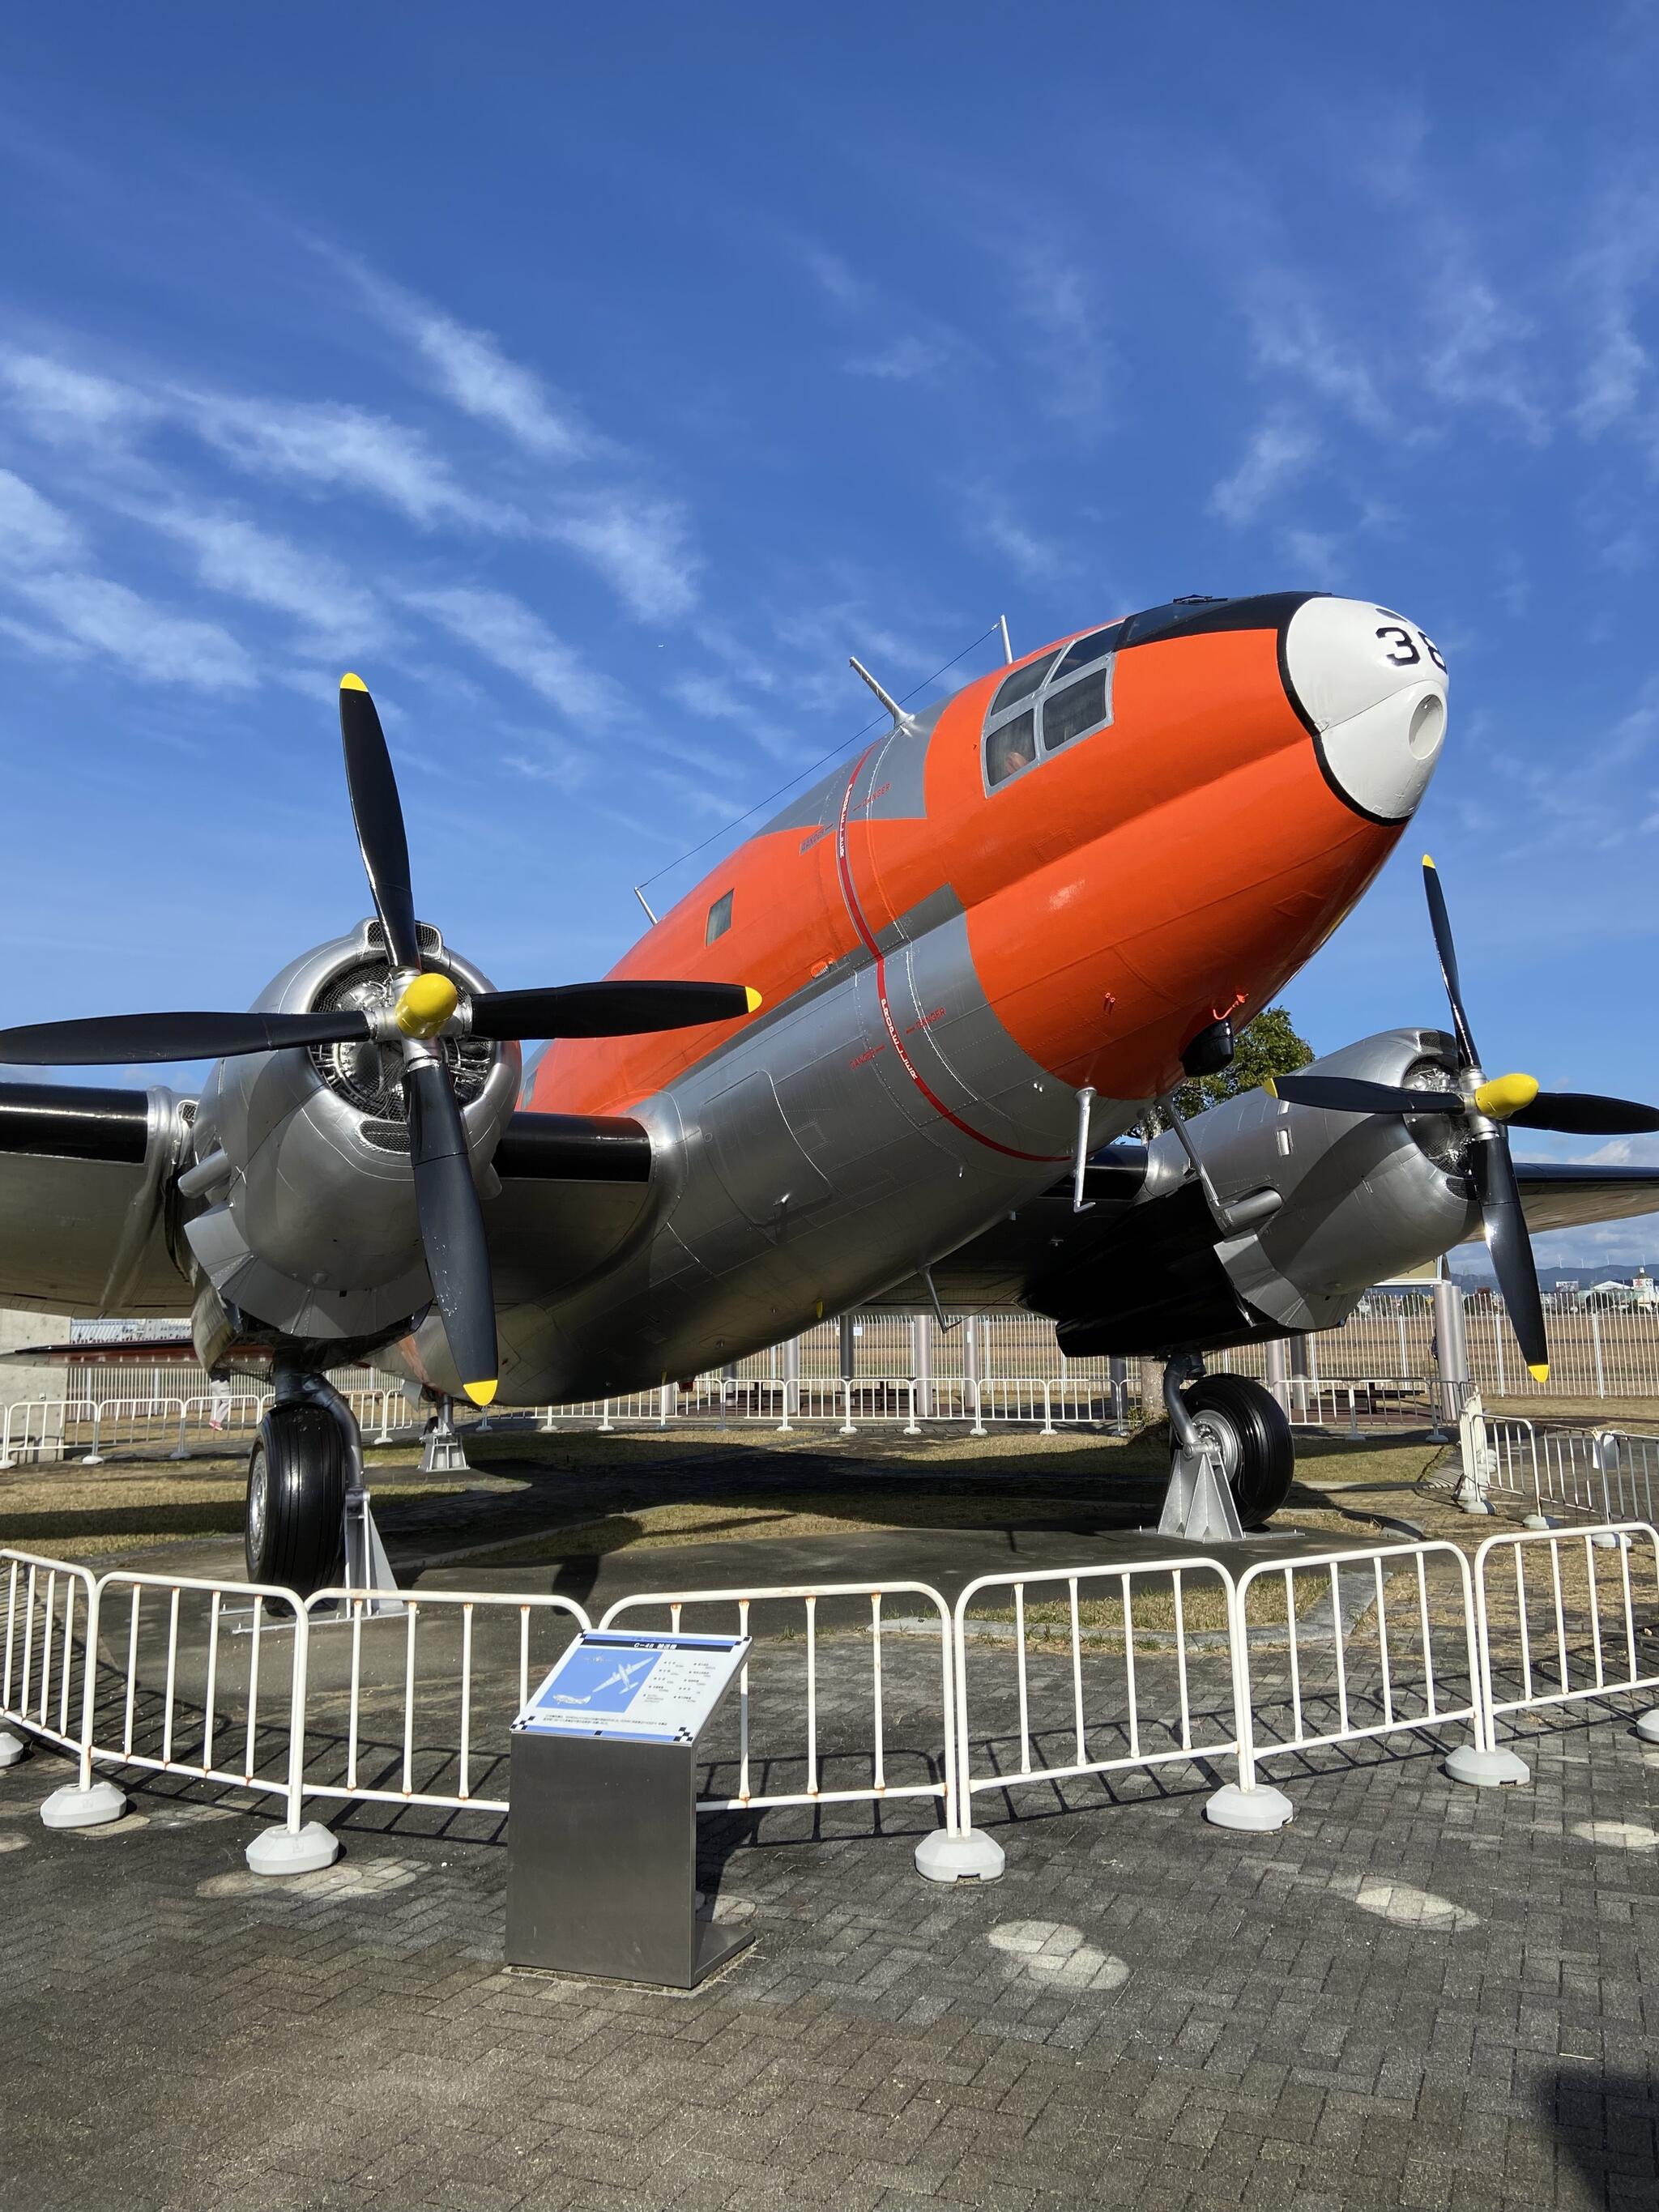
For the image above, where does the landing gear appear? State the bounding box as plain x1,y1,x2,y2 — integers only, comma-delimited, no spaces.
246,1400,345,1593
1156,1355,1295,1541
1182,1374,1295,1528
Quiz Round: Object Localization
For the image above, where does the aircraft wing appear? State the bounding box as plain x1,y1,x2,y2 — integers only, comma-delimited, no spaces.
0,1081,186,1315
868,1151,1659,1318
0,1078,655,1322
1511,1161,1659,1235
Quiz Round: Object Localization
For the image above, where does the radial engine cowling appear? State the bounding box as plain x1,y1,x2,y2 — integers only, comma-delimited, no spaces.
1051,1028,1484,1357
182,919,519,1348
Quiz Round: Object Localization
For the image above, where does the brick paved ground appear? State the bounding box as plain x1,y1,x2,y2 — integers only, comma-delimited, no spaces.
3,1677,1657,2212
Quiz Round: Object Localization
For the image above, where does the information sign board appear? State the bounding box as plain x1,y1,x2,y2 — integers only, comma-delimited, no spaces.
515,1630,750,1745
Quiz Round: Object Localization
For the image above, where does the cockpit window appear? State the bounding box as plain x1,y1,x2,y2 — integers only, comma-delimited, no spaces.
706,889,733,944
989,651,1058,715
1051,624,1122,680
982,629,1116,791
985,710,1037,787
1043,665,1114,752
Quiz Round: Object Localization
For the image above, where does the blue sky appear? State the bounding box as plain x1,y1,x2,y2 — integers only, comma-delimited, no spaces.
2,5,1658,1264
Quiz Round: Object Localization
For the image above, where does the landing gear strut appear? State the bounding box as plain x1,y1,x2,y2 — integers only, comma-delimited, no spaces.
245,1371,400,1604
1156,1355,1295,1542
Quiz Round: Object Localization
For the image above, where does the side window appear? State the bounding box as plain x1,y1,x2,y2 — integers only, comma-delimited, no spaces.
1050,624,1122,680
1043,663,1114,752
706,889,733,944
985,710,1037,787
989,651,1057,714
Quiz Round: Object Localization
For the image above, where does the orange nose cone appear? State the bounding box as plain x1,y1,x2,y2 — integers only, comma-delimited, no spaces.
970,606,1438,1097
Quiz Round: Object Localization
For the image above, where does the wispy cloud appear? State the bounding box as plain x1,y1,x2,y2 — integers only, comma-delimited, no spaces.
1209,412,1320,526
406,583,624,720
1009,241,1113,428
144,505,386,651
962,484,1075,584
1419,242,1548,445
846,334,953,382
1572,185,1659,445
1244,271,1392,433
0,467,83,564
0,347,148,445
11,570,255,689
181,390,504,528
547,496,699,622
343,261,591,460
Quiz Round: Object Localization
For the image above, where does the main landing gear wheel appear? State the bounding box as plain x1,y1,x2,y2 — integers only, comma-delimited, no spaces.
245,1404,346,1595
1180,1375,1294,1528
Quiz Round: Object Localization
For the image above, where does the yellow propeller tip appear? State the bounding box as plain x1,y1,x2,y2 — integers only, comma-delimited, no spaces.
1422,853,1436,869
1527,1363,1549,1384
744,986,763,1013
339,671,368,692
1262,1077,1278,1098
463,1379,497,1408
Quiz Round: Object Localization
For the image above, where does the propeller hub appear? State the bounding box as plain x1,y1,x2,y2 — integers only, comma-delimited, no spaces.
394,973,460,1039
1473,1072,1539,1122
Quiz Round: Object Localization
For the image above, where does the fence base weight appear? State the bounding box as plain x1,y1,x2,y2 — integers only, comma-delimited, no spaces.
41,1778,127,1829
245,1821,341,1876
914,1828,1006,1884
1204,1782,1294,1831
0,1728,28,1767
1444,1743,1530,1788
1635,1709,1659,1745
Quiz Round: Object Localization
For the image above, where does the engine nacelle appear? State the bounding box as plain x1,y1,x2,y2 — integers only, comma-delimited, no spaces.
1051,1028,1483,1357
181,919,519,1352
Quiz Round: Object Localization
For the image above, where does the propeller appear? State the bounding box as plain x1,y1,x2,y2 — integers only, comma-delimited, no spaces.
1268,855,1659,1383
0,673,763,1405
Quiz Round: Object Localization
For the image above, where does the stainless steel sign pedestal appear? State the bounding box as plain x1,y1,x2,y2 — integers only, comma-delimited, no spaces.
505,1629,753,1991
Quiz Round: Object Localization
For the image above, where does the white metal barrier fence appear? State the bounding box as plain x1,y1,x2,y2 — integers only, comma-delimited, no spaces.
598,1581,956,1821
1482,1421,1659,1526
1229,1541,1484,1788
2,1550,98,1757
298,1586,591,1817
949,1557,1243,1833
1470,1522,1659,1752
6,1528,1659,1874
83,1570,309,1824
0,1400,66,1468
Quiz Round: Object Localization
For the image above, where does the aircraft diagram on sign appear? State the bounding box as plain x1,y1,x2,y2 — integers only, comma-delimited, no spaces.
551,1659,655,1707
5,587,1659,1588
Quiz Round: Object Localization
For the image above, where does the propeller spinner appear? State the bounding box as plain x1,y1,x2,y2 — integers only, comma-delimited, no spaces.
0,675,763,1406
1269,855,1659,1383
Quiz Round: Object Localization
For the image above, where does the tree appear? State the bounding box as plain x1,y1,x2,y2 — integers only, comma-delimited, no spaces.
1137,1005,1314,1136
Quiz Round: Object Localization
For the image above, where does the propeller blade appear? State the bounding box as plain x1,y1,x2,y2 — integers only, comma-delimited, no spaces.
339,675,421,973
403,1055,497,1405
0,1008,373,1068
1471,1132,1549,1379
1422,856,1480,1070
1508,1091,1659,1137
1268,1073,1464,1117
468,979,761,1042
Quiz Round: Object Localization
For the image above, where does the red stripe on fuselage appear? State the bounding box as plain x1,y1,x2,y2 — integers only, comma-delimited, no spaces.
834,748,1065,1165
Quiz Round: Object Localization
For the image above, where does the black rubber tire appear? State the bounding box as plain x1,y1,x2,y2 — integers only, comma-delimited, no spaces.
1181,1375,1294,1528
245,1404,346,1596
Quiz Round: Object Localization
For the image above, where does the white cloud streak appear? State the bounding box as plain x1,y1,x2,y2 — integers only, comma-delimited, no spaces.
1209,414,1320,526
0,468,83,565
547,497,699,622
346,264,590,460
406,584,625,722
11,571,255,690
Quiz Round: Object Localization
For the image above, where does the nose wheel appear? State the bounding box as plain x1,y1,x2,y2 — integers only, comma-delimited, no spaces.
1156,1356,1295,1542
245,1400,347,1593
